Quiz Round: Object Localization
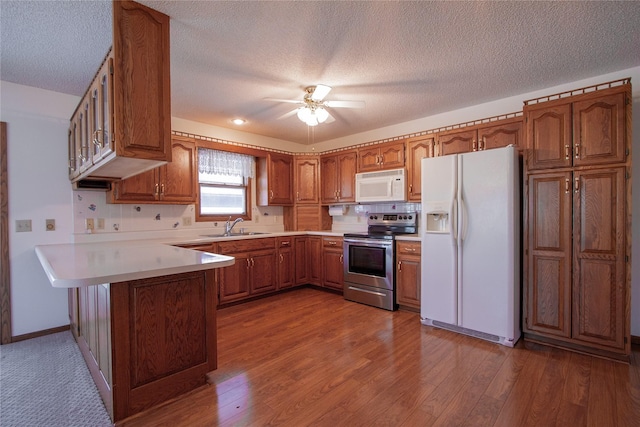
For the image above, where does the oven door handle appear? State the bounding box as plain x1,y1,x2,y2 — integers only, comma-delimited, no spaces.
343,238,393,247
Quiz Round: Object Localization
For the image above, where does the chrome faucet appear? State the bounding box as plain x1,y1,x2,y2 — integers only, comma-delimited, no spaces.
225,216,244,235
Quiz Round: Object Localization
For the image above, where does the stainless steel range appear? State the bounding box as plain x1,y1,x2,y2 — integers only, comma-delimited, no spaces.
343,212,417,311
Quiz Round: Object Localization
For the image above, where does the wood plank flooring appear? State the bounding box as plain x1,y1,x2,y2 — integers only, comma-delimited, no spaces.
119,288,640,427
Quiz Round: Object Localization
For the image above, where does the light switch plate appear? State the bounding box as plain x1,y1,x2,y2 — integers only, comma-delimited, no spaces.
16,219,32,232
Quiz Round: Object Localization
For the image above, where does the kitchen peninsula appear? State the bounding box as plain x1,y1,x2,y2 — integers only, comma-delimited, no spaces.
35,242,234,423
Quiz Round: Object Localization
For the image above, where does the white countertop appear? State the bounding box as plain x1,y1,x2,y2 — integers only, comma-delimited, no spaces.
35,241,235,288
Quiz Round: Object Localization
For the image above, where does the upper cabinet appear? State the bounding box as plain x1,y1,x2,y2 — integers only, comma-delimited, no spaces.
68,1,171,183
257,153,294,206
405,135,435,202
437,116,523,157
294,156,320,204
357,141,405,172
525,86,627,171
109,137,197,204
320,150,357,204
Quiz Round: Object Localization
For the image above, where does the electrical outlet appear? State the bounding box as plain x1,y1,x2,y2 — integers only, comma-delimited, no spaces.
182,216,192,226
85,218,95,231
16,219,32,232
45,219,55,231
97,218,105,230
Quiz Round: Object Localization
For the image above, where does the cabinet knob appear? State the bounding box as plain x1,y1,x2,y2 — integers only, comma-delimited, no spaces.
398,261,402,271
472,140,477,151
574,143,580,159
565,144,570,160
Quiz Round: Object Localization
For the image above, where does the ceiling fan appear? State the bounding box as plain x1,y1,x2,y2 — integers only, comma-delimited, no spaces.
266,85,365,126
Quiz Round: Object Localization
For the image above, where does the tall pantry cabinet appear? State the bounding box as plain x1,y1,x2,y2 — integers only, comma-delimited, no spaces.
523,80,631,360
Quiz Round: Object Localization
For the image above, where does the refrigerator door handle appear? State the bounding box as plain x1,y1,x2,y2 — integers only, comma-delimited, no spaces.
460,197,469,241
451,198,458,242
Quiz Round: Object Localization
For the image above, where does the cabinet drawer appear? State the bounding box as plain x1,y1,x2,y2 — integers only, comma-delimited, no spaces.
322,236,343,248
217,237,277,254
277,237,293,248
396,241,421,255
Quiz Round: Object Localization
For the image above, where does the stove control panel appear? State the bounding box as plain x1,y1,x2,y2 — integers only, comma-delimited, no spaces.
368,213,416,226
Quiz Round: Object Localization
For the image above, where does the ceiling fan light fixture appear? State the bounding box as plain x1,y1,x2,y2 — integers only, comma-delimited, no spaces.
315,107,329,123
297,106,320,126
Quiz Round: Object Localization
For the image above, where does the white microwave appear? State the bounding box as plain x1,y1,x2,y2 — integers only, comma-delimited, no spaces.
355,168,406,203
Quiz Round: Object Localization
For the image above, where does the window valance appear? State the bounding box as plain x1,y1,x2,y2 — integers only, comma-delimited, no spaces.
198,148,254,178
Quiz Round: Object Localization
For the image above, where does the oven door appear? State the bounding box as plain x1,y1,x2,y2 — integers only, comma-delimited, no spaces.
343,237,394,290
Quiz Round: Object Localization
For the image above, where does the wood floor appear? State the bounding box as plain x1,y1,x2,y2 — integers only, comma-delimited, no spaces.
120,288,640,427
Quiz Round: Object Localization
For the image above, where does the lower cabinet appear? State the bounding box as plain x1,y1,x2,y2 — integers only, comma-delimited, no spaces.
217,238,277,304
396,241,421,310
74,270,217,423
294,236,309,285
308,236,323,285
277,237,295,289
322,236,344,291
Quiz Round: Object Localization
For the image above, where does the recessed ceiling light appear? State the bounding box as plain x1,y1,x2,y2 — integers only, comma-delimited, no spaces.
232,118,246,125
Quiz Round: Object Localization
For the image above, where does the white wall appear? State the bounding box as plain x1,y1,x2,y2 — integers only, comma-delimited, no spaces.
2,66,639,337
0,81,79,336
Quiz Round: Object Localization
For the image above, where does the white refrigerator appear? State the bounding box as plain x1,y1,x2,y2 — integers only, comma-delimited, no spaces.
420,146,520,347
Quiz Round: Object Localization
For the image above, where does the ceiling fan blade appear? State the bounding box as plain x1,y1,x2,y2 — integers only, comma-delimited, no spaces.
324,100,365,108
311,84,332,101
264,98,304,104
276,108,299,120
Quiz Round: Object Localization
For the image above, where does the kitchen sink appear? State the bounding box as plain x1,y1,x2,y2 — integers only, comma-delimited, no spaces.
200,232,269,238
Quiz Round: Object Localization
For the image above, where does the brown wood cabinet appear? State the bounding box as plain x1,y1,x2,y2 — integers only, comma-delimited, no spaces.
286,205,331,231
69,1,171,182
525,167,628,356
75,270,217,423
294,236,309,285
322,236,344,291
277,237,295,289
396,241,421,310
357,141,405,172
217,238,277,304
257,153,294,206
294,156,320,204
525,87,627,171
307,236,323,286
523,82,631,360
438,117,523,157
320,150,357,204
109,138,197,204
406,135,435,201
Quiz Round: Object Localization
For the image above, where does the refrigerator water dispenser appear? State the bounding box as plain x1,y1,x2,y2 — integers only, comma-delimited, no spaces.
426,212,449,233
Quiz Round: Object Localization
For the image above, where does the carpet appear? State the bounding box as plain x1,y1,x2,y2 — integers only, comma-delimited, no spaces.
0,331,112,426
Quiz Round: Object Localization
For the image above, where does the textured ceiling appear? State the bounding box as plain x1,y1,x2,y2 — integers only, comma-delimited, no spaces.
1,1,639,145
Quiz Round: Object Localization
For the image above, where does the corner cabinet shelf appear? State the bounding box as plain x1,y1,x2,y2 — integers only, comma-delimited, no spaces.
68,0,171,183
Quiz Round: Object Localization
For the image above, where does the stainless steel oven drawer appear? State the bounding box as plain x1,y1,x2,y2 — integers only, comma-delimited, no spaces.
344,282,395,311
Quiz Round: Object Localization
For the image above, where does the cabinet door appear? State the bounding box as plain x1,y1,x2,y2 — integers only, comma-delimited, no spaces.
478,119,523,151
294,237,308,285
218,253,250,303
77,101,92,174
406,135,435,201
161,139,196,203
323,249,344,290
250,250,277,294
526,103,572,170
379,142,405,170
396,241,421,309
112,1,171,161
294,157,319,204
320,155,339,204
91,58,114,163
573,92,626,167
526,171,572,338
307,237,323,285
278,238,295,289
572,167,626,350
438,129,476,156
337,151,357,202
357,147,382,172
111,168,159,202
68,126,77,179
259,153,294,205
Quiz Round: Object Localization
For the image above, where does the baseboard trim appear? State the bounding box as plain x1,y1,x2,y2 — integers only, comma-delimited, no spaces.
10,324,70,343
